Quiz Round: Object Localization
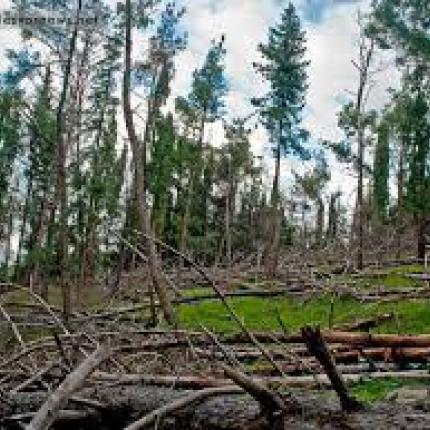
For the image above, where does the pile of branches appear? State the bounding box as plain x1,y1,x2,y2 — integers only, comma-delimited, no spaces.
3,299,430,429
1,239,430,429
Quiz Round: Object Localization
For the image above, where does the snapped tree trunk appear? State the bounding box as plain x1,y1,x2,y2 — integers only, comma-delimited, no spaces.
301,326,363,412
122,0,176,327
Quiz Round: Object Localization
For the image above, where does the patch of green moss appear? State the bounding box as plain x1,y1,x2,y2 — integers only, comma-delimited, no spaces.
179,294,430,334
181,287,213,298
351,378,428,402
386,264,426,274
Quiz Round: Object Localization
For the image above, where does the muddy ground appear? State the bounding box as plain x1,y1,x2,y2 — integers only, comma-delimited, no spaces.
3,386,430,429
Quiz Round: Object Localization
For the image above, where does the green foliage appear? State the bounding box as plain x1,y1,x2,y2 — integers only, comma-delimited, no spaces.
0,91,22,200
403,74,430,217
253,2,309,160
330,102,378,168
175,36,227,132
293,153,330,202
189,37,227,122
373,119,390,221
370,0,430,62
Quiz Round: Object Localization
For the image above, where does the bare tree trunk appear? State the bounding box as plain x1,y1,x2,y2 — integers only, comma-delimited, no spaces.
302,327,363,412
264,130,282,274
55,0,83,319
74,35,91,307
27,345,110,430
396,136,405,259
316,197,324,246
15,168,32,278
357,126,364,270
225,160,232,266
354,34,374,270
122,0,176,327
4,196,13,278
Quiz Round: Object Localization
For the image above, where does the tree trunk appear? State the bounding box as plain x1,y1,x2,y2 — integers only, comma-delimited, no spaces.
357,126,364,270
225,163,232,266
122,0,176,327
354,35,374,270
316,197,324,246
55,0,83,319
417,215,427,260
301,327,363,412
396,136,405,260
265,131,282,274
4,195,13,279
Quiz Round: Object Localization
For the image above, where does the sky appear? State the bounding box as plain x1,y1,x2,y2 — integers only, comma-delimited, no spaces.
170,0,400,205
0,0,400,209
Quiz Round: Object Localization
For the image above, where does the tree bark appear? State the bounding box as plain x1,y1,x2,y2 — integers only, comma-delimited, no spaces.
354,35,374,270
302,326,363,412
26,344,110,430
122,0,177,327
55,0,83,319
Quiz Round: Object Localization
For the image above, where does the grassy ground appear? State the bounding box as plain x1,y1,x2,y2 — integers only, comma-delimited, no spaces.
179,296,430,334
179,294,430,334
179,264,429,333
351,378,430,402
178,264,430,401
2,264,429,401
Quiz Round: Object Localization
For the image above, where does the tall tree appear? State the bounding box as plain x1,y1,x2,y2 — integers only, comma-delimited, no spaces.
175,37,227,256
122,0,179,327
328,19,376,270
371,0,430,259
252,2,309,272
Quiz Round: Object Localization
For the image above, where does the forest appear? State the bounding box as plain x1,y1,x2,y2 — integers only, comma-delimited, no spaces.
0,0,430,428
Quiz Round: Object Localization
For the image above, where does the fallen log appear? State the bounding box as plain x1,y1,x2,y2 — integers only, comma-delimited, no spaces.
26,344,110,430
336,313,394,332
176,288,296,304
124,386,243,430
5,375,430,429
195,345,430,363
225,330,430,348
222,363,293,412
93,370,430,390
334,347,430,363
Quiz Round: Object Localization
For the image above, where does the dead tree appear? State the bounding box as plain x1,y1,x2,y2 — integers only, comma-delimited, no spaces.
26,344,110,430
301,326,363,412
122,0,177,327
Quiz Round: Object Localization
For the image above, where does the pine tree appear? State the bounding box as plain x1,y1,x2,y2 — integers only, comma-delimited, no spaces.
252,2,309,272
372,118,390,222
370,0,430,259
175,37,227,256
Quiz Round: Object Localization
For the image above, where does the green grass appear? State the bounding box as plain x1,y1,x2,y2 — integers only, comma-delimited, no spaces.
181,287,213,298
179,294,430,334
351,378,429,402
386,264,426,274
337,264,426,290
